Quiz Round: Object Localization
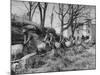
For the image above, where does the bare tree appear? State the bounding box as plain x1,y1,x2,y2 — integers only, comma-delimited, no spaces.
37,2,48,29
65,5,85,39
23,1,38,21
55,4,70,41
56,4,85,41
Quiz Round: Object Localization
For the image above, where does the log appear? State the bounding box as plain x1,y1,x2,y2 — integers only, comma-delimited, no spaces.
11,52,36,63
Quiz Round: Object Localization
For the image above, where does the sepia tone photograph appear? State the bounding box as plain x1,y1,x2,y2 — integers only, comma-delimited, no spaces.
11,0,96,74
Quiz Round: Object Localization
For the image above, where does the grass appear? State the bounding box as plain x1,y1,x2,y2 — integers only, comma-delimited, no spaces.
14,44,96,74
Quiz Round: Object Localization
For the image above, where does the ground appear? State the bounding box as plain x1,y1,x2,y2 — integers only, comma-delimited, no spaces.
14,44,96,74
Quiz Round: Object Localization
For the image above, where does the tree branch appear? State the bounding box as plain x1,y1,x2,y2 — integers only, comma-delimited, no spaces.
63,5,70,17
31,2,37,9
74,6,84,16
54,10,62,21
31,4,38,18
55,10,62,15
23,2,29,12
63,24,71,30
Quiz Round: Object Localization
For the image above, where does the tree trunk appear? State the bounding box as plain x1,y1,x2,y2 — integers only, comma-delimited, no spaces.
29,11,32,21
72,29,75,39
29,3,33,21
42,3,47,29
38,2,43,28
60,14,64,42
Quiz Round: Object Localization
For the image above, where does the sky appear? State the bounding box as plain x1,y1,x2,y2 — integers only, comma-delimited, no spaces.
11,0,96,37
